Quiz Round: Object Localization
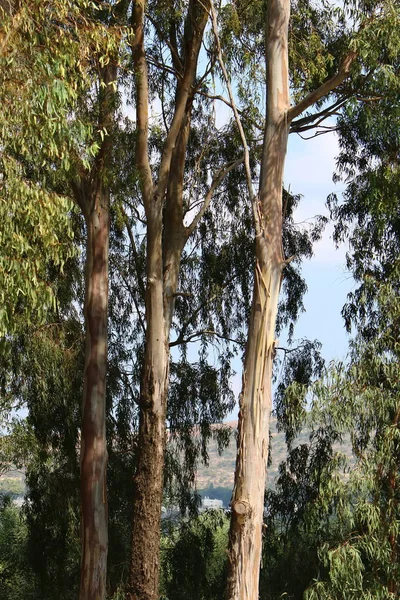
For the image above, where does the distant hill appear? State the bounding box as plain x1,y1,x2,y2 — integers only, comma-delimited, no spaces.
196,418,353,494
0,468,25,499
195,417,288,491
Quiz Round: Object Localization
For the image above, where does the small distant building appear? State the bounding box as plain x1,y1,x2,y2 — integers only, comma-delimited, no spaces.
200,496,223,511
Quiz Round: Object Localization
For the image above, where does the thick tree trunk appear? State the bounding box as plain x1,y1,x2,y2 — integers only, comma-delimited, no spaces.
128,4,210,600
127,122,188,600
128,200,170,600
226,1,290,598
79,189,110,600
226,244,284,600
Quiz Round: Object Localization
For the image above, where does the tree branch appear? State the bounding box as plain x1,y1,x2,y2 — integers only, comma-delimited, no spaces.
170,328,245,347
147,56,182,80
118,270,146,336
287,52,357,122
171,273,241,345
120,370,140,406
124,211,146,303
155,0,210,204
290,98,348,133
296,127,338,140
131,0,154,205
146,13,183,74
185,157,244,237
209,0,261,237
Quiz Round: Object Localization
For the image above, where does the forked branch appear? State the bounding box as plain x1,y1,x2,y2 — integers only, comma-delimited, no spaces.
186,157,244,237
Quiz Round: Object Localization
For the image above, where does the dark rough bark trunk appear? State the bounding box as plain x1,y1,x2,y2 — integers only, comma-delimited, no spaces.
128,204,170,600
127,107,189,600
79,188,110,600
128,4,210,600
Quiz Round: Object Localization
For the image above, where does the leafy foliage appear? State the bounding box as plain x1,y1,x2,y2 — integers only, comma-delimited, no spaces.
161,511,228,600
0,0,122,334
0,497,39,600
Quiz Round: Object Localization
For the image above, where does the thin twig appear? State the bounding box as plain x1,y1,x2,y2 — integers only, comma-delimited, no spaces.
209,0,261,236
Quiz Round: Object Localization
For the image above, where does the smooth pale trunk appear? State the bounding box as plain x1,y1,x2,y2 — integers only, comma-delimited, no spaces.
226,239,284,600
80,191,109,600
226,0,290,598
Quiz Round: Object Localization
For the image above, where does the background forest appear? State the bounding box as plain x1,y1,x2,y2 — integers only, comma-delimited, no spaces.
0,0,399,599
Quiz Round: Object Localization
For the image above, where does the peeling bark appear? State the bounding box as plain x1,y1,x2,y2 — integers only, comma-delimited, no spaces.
226,0,292,598
225,0,357,596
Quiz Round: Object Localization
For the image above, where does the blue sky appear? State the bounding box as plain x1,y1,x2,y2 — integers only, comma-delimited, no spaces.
223,127,356,411
285,129,354,364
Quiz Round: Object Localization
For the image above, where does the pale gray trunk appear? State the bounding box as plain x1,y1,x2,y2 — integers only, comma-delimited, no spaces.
226,0,291,598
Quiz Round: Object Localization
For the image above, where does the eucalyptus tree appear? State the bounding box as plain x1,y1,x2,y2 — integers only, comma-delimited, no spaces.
330,45,400,338
0,0,82,333
0,2,129,597
304,278,400,599
259,277,400,600
304,41,400,595
206,1,400,598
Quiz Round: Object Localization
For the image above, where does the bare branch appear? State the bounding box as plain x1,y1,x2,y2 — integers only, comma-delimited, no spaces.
171,273,241,345
170,328,245,347
209,0,261,237
290,97,348,133
147,56,182,80
120,371,140,406
124,212,146,303
185,157,244,237
146,13,183,74
196,90,236,111
297,127,338,140
192,52,217,91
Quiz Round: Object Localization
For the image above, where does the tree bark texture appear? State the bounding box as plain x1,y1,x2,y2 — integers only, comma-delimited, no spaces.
225,0,358,595
128,3,210,600
128,204,170,600
77,53,118,599
226,0,290,598
79,188,110,600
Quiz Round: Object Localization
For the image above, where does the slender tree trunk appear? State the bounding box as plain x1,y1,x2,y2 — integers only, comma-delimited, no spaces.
79,188,110,600
226,1,290,598
77,50,119,598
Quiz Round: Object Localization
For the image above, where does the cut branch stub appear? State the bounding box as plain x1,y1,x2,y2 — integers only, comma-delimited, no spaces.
232,499,250,517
